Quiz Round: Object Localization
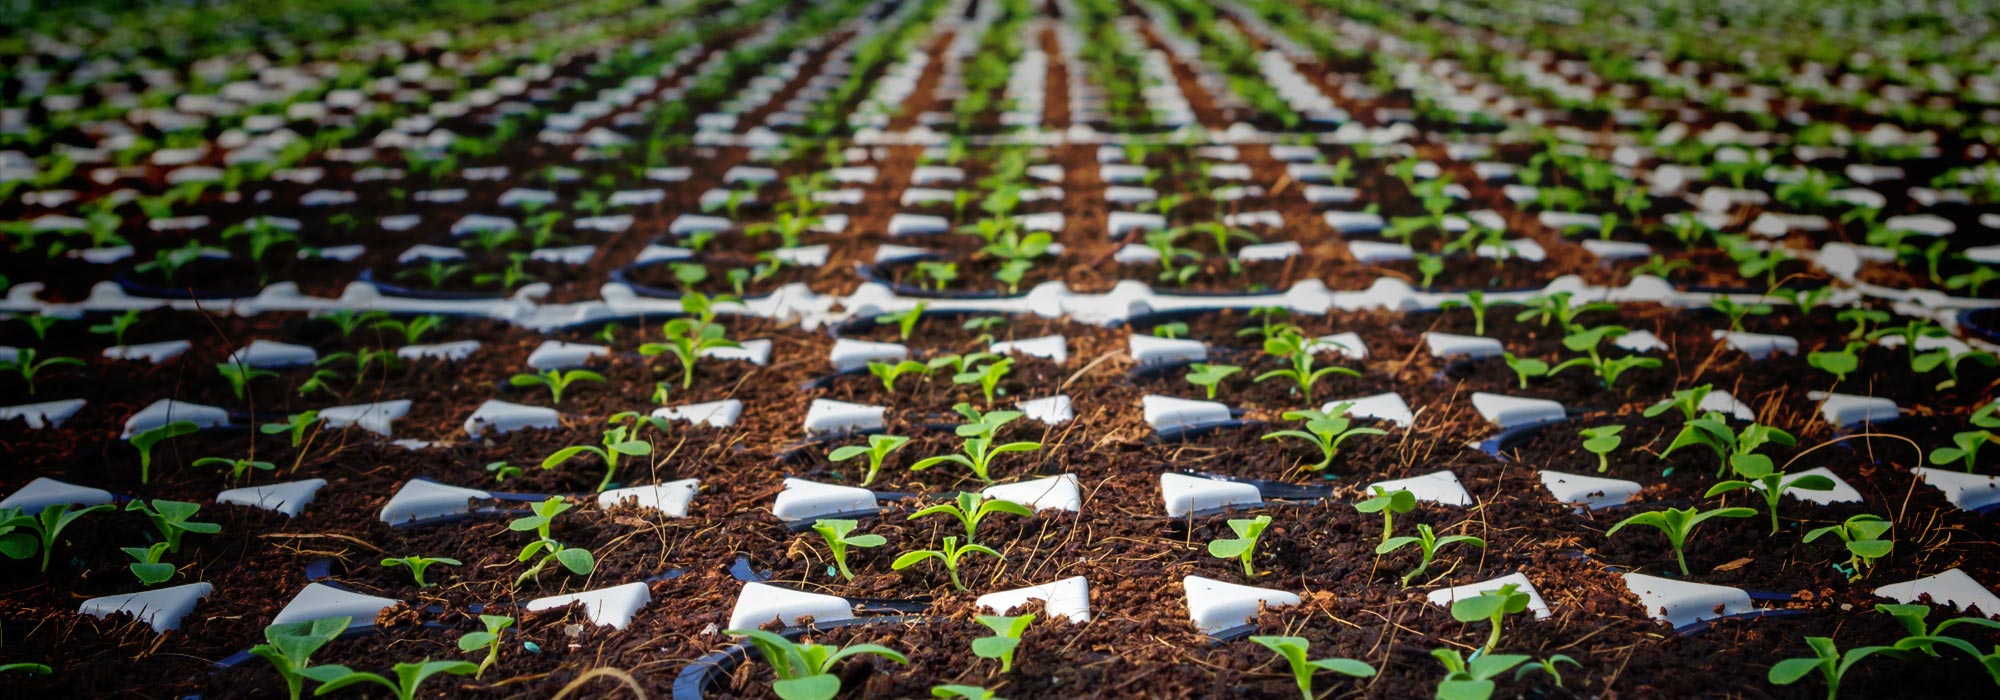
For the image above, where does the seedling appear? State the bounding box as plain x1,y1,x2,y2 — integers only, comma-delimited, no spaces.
1874,603,2000,658
397,259,469,289
1207,515,1273,578
382,555,461,588
541,425,651,492
1450,583,1529,655
260,410,322,448
868,360,929,393
508,497,595,586
1930,429,1993,472
875,303,927,341
216,361,277,400
1767,636,1903,700
1605,505,1756,575
1439,291,1492,336
1185,363,1241,399
194,454,276,483
725,629,908,700
1379,523,1485,587
1414,252,1445,288
3,348,82,395
1661,413,1796,478
972,614,1034,673
1514,655,1580,688
1550,326,1660,389
1236,307,1292,340
928,352,998,376
1804,514,1894,580
456,614,515,678
1247,635,1375,700
1355,486,1416,546
953,357,1015,405
1708,297,1773,332
1579,425,1624,472
1431,648,1532,700
811,519,884,581
912,416,1040,484
932,685,997,699
508,368,604,405
1807,343,1861,381
0,663,49,676
640,314,739,389
122,542,174,585
1644,385,1714,423
486,461,523,483
125,499,218,553
1913,347,1998,391
892,535,1002,590
1255,329,1361,399
1517,292,1612,334
828,434,911,487
1,502,110,572
246,616,349,700
300,659,477,700
1261,406,1387,471
373,315,443,346
1706,456,1836,533
1836,309,1889,340
1501,352,1550,389
910,491,1032,544
1151,322,1189,339
130,420,199,484
89,309,143,346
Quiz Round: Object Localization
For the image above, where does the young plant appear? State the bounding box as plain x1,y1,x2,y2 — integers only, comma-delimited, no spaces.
640,314,739,389
1706,458,1836,533
216,361,277,400
1501,352,1550,389
0,502,109,573
1432,648,1532,700
1580,425,1625,472
300,659,477,700
193,456,275,483
1247,635,1376,700
1261,406,1387,471
1355,486,1416,546
123,542,175,585
725,629,908,700
892,535,1002,591
125,499,218,554
1808,343,1862,382
1913,347,1999,391
456,614,514,679
953,356,1015,405
1439,291,1492,336
1804,514,1894,581
260,410,322,448
828,434,911,487
1605,505,1756,575
1255,329,1361,399
1767,636,1903,700
89,309,143,346
1379,523,1486,587
508,497,595,586
1644,385,1714,423
911,415,1040,483
1709,297,1773,331
875,303,927,341
246,616,349,700
1930,428,1994,472
541,425,652,492
811,519,885,581
130,420,200,484
1186,363,1241,399
868,360,929,393
972,614,1034,673
373,315,443,346
1550,326,1660,389
382,555,461,588
1450,583,1529,656
1207,515,1273,578
1151,322,1189,339
909,492,1032,544
3,349,83,395
507,368,605,405
1515,655,1580,689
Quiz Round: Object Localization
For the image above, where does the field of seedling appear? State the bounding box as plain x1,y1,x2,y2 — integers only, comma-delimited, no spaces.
5,0,2000,698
